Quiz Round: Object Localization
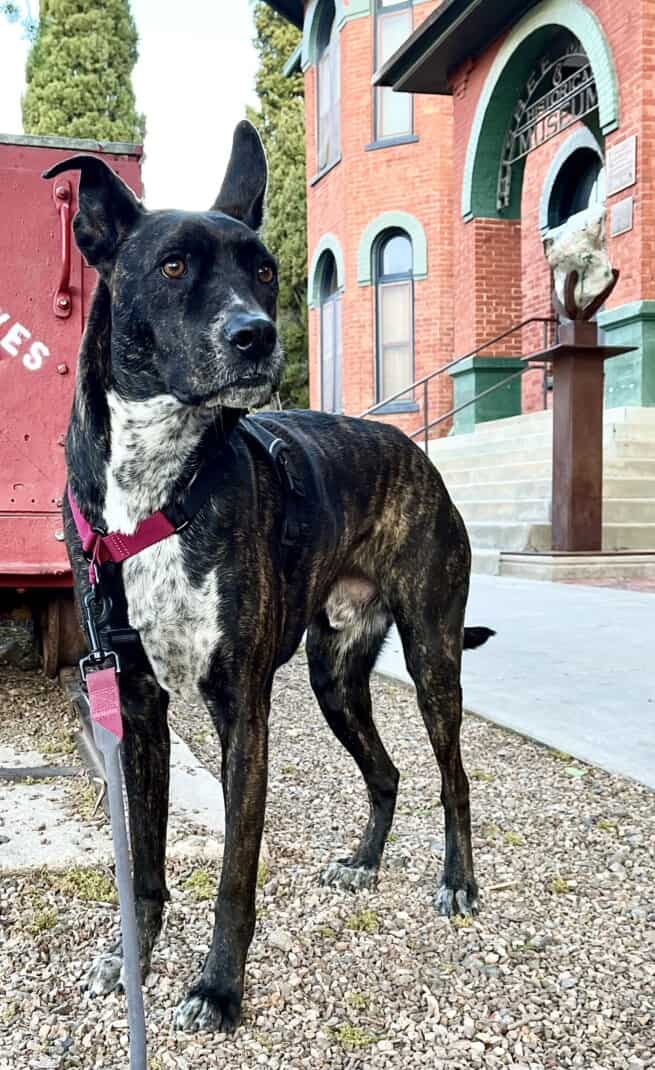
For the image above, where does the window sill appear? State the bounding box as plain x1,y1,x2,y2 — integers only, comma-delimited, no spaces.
369,400,419,415
309,155,342,186
365,134,419,152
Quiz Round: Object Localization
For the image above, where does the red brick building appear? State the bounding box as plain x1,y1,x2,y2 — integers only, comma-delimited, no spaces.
265,0,655,440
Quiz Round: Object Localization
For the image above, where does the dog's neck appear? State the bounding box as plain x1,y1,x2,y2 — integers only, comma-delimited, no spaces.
103,391,215,533
66,283,242,533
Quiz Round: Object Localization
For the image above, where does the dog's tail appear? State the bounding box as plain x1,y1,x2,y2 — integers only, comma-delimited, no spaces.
463,626,496,650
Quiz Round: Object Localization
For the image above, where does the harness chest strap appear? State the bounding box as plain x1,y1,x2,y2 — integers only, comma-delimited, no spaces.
67,486,178,584
67,415,308,587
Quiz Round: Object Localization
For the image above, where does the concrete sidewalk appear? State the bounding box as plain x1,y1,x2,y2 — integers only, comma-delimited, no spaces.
376,575,655,789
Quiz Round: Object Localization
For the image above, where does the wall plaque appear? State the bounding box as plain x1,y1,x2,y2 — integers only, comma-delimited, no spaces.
606,136,637,196
610,195,634,237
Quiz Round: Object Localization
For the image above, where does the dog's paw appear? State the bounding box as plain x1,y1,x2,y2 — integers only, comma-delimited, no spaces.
82,952,123,997
435,882,479,917
173,989,241,1034
321,860,378,891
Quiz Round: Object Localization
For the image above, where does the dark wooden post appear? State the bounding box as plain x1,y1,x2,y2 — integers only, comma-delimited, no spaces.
529,289,635,553
550,321,606,551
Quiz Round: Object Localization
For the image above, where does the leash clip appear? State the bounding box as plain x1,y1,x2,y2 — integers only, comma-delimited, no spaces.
79,588,121,681
79,648,121,682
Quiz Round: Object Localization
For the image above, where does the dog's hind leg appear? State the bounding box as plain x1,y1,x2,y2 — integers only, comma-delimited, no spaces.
392,568,478,917
307,607,399,891
83,671,170,996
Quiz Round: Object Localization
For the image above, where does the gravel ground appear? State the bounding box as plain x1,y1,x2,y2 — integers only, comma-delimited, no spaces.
0,657,654,1070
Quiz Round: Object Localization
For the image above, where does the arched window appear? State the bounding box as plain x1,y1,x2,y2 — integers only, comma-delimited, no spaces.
547,147,606,230
375,231,414,402
316,1,340,172
374,0,413,141
319,252,342,412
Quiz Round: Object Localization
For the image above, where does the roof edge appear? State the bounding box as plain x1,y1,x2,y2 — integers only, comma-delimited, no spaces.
261,0,304,29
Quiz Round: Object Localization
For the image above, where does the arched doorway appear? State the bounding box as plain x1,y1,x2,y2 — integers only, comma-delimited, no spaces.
456,5,619,420
462,0,619,222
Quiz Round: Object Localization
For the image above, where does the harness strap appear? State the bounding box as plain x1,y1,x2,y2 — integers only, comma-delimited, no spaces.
68,414,308,586
239,416,309,553
67,485,177,584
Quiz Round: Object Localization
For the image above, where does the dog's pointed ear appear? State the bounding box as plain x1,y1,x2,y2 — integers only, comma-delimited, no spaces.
43,155,143,274
211,121,267,230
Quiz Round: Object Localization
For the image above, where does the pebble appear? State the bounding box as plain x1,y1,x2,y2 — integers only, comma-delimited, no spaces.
1,659,653,1070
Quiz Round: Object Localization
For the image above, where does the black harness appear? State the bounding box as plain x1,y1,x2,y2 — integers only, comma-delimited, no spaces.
80,414,310,667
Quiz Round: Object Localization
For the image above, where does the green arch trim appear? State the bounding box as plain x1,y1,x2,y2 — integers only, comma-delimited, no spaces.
357,210,428,286
301,0,371,71
308,233,345,308
462,0,619,221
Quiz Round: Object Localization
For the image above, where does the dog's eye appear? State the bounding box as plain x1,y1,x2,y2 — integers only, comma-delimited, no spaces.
161,257,186,279
257,264,275,285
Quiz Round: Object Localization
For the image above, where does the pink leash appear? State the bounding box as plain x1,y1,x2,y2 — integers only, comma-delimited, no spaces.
69,488,150,1070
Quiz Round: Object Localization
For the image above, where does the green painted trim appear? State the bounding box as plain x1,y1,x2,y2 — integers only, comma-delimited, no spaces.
357,210,428,286
448,355,525,433
283,43,302,77
301,0,371,70
308,233,346,308
336,0,370,30
538,126,603,232
598,300,655,328
462,0,620,221
449,355,525,377
599,301,655,407
301,0,324,71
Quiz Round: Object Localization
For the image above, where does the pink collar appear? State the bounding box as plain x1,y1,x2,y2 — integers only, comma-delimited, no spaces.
67,485,177,584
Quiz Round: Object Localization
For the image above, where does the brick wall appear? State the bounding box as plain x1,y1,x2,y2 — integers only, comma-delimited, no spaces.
305,0,454,438
447,0,650,415
304,0,650,429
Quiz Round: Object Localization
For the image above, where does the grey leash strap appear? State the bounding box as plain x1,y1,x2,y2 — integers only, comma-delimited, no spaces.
92,720,148,1070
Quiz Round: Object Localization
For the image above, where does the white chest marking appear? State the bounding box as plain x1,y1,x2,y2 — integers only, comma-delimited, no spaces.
103,391,221,699
122,541,220,699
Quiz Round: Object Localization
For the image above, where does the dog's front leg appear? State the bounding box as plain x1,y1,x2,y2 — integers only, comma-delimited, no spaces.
174,690,269,1034
84,671,171,996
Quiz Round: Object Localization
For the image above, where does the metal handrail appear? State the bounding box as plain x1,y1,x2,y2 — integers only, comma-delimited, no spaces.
410,354,551,442
360,316,557,451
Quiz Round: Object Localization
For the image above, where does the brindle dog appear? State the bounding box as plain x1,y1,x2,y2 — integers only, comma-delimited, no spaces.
45,122,493,1034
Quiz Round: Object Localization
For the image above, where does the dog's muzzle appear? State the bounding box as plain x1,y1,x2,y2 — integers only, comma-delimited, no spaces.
224,312,277,360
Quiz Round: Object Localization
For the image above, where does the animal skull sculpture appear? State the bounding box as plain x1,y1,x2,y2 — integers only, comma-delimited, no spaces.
544,207,616,319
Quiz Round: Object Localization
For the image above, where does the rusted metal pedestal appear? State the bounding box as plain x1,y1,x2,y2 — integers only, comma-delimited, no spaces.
531,319,635,551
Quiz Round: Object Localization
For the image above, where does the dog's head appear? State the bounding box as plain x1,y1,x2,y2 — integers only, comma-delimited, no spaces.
44,121,282,410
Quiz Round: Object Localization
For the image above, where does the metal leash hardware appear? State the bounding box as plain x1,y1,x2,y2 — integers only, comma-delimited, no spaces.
80,575,148,1070
79,582,121,681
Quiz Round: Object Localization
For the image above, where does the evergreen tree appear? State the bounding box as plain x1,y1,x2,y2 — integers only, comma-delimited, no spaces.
22,0,144,143
248,2,308,409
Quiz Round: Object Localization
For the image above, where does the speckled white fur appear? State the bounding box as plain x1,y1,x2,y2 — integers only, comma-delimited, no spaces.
104,390,221,701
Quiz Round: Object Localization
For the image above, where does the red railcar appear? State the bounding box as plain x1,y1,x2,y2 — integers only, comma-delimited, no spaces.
0,133,142,671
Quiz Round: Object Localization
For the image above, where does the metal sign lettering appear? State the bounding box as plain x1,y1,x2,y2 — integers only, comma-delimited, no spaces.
497,42,599,211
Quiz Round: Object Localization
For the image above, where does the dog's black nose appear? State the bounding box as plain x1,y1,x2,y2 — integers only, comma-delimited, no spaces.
225,313,277,359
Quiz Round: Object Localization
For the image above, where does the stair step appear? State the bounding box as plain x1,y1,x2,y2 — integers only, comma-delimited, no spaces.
464,520,655,552
432,405,655,447
471,548,501,575
458,497,655,524
450,477,655,502
602,524,655,551
603,499,655,523
464,522,552,551
458,499,551,522
437,457,655,483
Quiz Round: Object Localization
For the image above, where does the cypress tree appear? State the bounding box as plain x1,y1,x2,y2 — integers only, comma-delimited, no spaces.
22,0,144,143
248,3,308,409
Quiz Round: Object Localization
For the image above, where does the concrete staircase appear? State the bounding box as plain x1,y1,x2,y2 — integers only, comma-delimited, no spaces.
428,406,655,576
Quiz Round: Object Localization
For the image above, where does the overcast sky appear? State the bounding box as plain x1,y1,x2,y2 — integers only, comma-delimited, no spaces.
0,0,260,209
